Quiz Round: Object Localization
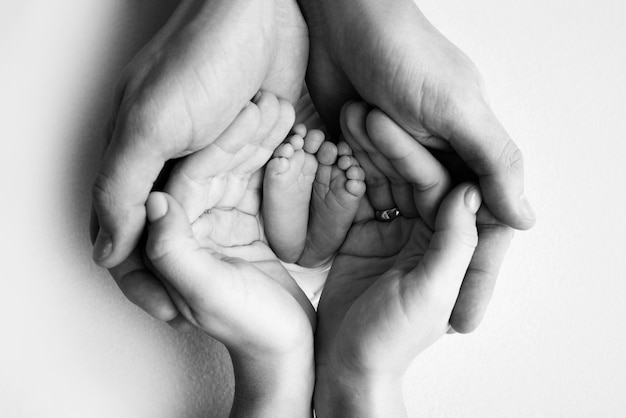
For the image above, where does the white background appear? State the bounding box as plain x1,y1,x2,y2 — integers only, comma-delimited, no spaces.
1,0,625,416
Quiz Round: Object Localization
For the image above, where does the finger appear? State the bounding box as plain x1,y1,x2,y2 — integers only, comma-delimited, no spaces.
167,314,197,333
294,90,325,131
92,196,182,323
403,183,480,328
164,100,262,220
157,279,196,332
366,109,452,226
444,98,535,230
217,98,294,209
345,105,418,218
257,97,296,157
428,148,477,186
341,102,395,211
225,95,294,177
92,115,172,268
340,216,415,258
108,247,180,323
145,192,239,329
449,206,514,333
236,168,264,216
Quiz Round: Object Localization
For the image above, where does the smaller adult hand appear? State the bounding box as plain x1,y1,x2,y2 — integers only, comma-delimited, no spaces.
145,174,315,417
314,181,480,417
311,102,486,418
145,184,315,356
93,90,295,328
341,102,513,333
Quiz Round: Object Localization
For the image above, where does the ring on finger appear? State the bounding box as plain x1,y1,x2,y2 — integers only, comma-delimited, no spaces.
375,207,401,222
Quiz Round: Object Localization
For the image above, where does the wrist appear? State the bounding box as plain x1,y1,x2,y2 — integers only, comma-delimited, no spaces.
314,364,406,418
229,345,315,418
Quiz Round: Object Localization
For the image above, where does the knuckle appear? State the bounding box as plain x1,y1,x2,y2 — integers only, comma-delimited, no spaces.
120,95,159,138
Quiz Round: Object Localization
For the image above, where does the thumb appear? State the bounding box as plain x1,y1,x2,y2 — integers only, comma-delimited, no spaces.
406,183,480,322
444,98,536,230
145,192,231,312
91,126,169,268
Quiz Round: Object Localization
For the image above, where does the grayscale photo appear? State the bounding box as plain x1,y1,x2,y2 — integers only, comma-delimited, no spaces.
2,0,624,416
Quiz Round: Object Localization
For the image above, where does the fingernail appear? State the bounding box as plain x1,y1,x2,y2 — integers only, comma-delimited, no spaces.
519,194,536,223
146,193,168,222
92,230,113,263
464,185,482,214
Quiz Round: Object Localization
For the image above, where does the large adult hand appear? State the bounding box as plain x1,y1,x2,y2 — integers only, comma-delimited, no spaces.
91,0,307,320
298,0,534,230
145,171,315,417
298,0,529,331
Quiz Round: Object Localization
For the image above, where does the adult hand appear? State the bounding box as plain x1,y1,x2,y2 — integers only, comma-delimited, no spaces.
298,0,529,331
314,181,480,417
340,102,513,333
91,0,307,321
145,171,315,417
298,0,534,229
96,91,295,326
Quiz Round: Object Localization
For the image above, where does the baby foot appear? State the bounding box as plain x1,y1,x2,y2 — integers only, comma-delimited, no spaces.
263,124,366,267
298,140,366,267
263,124,325,263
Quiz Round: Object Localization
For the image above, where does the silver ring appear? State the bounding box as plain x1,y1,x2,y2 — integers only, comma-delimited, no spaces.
375,207,401,222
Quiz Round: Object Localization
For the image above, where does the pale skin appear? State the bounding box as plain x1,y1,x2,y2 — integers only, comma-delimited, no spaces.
145,182,315,418
313,103,490,417
143,100,490,416
141,94,320,417
298,0,531,331
92,0,532,334
85,0,534,413
91,0,308,325
262,124,366,267
95,91,297,330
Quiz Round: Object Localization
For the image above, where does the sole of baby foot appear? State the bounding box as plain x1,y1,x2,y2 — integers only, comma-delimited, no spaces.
298,140,366,268
263,125,325,263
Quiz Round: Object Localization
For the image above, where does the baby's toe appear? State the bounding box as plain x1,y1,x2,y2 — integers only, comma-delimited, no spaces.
266,156,290,175
338,155,359,171
273,143,295,159
303,129,326,154
337,141,353,157
286,133,305,151
345,178,367,197
346,165,365,181
292,123,307,138
316,141,338,166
